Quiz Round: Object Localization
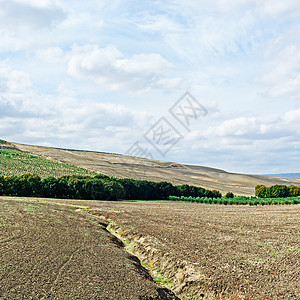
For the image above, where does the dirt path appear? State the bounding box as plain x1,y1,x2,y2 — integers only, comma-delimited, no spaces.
0,198,177,299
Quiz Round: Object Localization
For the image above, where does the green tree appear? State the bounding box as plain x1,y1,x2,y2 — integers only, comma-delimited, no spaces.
225,192,234,198
269,185,289,198
103,180,125,200
255,185,267,198
289,185,300,197
82,179,106,200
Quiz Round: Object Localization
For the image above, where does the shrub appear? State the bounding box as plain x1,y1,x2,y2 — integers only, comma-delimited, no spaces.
225,192,234,198
222,199,228,205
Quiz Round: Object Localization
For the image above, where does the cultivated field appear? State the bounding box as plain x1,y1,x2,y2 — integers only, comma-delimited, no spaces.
76,201,300,299
0,197,176,299
1,197,299,299
0,141,96,178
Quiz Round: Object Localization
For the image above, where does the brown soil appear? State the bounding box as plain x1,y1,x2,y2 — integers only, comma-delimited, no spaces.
0,197,177,299
14,143,300,196
40,198,300,300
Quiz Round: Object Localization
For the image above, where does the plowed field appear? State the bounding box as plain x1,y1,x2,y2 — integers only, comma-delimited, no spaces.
0,197,176,299
1,197,299,299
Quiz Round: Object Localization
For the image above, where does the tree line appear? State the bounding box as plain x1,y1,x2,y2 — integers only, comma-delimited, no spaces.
0,174,222,201
255,184,300,198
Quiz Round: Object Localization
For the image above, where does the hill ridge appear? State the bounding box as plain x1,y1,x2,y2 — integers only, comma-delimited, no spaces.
5,139,298,196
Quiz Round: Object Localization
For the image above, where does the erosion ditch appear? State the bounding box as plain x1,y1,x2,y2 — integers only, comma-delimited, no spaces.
88,210,242,300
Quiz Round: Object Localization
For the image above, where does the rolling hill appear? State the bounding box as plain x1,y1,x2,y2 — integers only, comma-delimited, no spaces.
0,139,96,178
1,140,297,196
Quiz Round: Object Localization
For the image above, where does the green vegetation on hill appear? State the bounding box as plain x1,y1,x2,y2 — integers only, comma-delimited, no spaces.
0,148,97,178
0,139,19,151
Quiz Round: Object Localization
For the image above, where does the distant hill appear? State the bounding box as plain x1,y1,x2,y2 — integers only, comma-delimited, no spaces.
1,139,296,196
265,173,300,178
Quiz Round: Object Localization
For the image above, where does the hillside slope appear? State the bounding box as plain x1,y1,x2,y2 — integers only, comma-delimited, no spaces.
0,140,96,178
14,142,300,196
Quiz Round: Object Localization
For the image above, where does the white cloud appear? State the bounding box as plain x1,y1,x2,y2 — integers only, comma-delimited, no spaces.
0,90,153,152
67,44,180,91
175,0,300,17
283,108,300,124
257,0,300,17
0,0,300,174
36,47,65,63
0,63,153,150
205,117,259,137
68,44,122,73
0,63,32,93
260,44,300,99
134,2,262,65
113,54,172,75
14,0,57,8
135,13,183,33
203,112,300,142
165,108,300,173
0,0,66,30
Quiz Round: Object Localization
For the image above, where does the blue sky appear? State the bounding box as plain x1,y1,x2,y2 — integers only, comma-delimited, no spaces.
0,0,299,174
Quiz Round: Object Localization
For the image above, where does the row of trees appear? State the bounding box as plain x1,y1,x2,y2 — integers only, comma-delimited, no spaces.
255,184,300,198
0,174,222,201
117,178,222,200
0,174,125,200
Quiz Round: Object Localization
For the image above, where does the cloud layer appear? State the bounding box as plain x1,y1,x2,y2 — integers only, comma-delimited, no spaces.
0,0,299,174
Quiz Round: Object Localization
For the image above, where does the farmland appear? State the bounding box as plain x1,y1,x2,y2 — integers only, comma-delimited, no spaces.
1,196,299,299
0,197,176,299
66,199,300,299
0,139,299,299
0,143,97,178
